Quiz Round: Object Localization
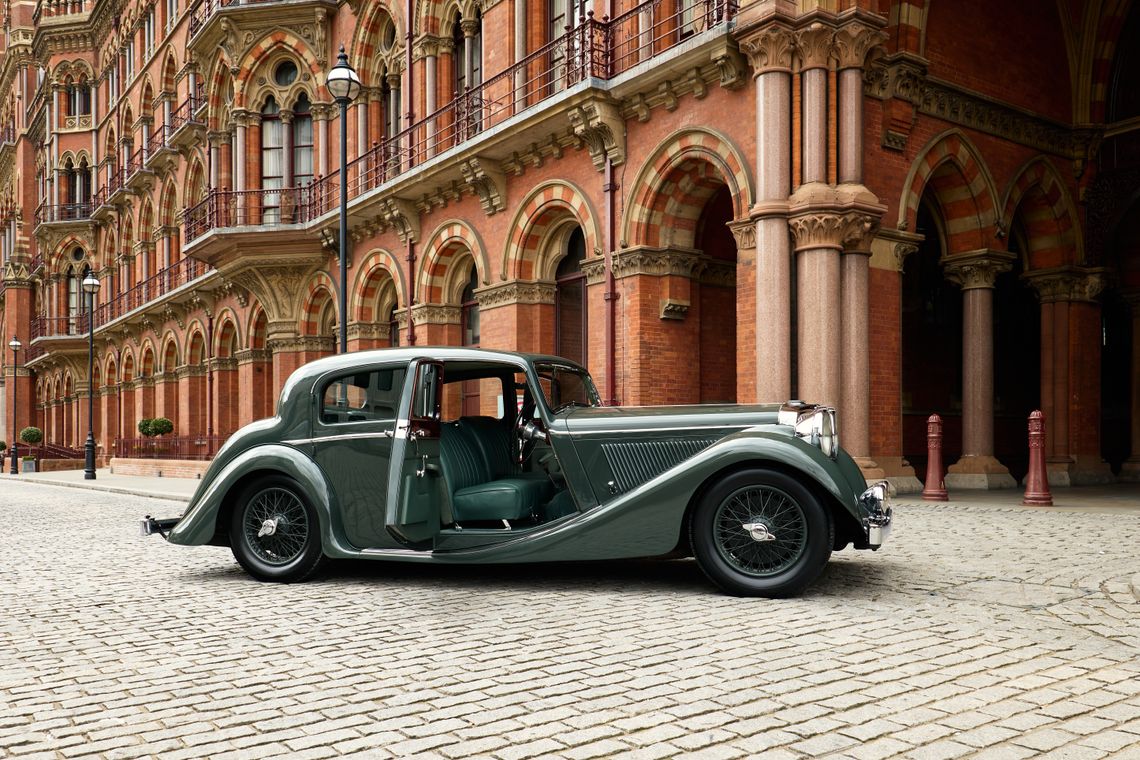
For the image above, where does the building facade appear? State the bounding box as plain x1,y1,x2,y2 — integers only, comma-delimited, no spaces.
1,0,1138,490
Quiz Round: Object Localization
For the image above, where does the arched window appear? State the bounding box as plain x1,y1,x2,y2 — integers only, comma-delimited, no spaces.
292,93,314,187
260,96,283,221
67,261,90,333
555,228,587,364
453,11,483,93
461,264,479,347
380,69,400,141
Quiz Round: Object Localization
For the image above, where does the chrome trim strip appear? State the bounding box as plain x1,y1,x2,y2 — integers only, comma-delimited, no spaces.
549,424,754,436
283,431,393,446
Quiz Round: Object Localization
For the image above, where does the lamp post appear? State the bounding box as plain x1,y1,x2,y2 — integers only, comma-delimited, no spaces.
326,45,361,355
83,272,101,479
8,335,20,475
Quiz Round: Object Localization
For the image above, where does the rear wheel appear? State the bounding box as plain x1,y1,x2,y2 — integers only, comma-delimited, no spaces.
230,476,325,583
691,468,832,597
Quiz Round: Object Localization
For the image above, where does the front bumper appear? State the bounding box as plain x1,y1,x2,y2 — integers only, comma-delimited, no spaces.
858,481,892,549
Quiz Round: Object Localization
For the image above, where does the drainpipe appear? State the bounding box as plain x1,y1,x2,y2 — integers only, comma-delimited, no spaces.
603,157,618,405
405,0,417,347
206,313,214,440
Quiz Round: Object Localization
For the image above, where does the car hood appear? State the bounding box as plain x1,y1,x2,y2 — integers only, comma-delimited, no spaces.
559,403,783,435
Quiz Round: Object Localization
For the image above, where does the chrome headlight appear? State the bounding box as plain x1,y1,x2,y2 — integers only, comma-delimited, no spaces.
778,401,839,460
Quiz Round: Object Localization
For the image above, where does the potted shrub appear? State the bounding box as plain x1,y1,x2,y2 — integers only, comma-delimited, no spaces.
19,427,42,473
151,418,173,437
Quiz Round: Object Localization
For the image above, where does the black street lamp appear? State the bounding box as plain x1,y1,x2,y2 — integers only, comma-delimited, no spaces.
8,335,20,475
326,44,361,355
83,272,100,479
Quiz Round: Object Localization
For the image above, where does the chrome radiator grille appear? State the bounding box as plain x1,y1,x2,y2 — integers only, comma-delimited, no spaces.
601,438,719,493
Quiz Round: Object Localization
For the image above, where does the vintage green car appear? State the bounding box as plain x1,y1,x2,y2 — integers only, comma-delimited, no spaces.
142,347,891,597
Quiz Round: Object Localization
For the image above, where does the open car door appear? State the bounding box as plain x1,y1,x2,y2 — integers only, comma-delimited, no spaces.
385,359,446,547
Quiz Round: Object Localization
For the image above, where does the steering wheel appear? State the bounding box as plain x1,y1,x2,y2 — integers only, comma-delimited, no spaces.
514,397,545,465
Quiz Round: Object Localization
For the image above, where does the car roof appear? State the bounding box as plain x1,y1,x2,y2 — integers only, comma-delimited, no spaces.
291,347,581,379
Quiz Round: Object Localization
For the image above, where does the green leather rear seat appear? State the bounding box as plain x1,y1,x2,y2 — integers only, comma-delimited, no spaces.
441,420,550,523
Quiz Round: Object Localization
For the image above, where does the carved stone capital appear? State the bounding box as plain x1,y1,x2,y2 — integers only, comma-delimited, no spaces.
795,23,834,71
611,247,703,280
789,211,876,252
728,219,757,251
833,21,887,70
346,322,392,341
1024,267,1109,304
270,336,335,353
234,348,272,364
580,257,607,286
942,250,1015,290
737,25,796,74
410,304,461,325
175,364,207,379
475,281,557,310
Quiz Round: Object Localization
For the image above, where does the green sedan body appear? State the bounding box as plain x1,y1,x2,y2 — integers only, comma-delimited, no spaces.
144,347,892,596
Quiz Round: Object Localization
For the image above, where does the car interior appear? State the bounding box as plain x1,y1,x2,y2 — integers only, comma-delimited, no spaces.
436,361,577,530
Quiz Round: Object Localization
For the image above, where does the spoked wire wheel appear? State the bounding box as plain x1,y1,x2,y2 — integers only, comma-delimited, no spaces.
242,486,310,565
713,485,808,577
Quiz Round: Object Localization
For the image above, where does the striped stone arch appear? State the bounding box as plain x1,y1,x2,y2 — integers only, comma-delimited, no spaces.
49,234,90,271
352,248,406,322
247,304,269,350
206,58,235,132
139,77,156,119
899,130,1000,254
185,157,206,207
160,331,181,372
137,197,155,242
233,30,324,108
185,324,208,365
121,348,137,382
158,178,179,229
1001,157,1082,269
139,341,157,377
103,353,119,386
299,272,339,335
160,49,179,94
351,0,406,87
1088,0,1132,122
213,309,242,358
414,0,477,36
623,128,754,250
503,181,601,281
418,220,489,304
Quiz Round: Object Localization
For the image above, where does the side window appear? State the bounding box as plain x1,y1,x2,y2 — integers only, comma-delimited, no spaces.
320,366,405,425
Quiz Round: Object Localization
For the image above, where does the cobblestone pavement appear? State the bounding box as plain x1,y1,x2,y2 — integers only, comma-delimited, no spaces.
2,481,1139,760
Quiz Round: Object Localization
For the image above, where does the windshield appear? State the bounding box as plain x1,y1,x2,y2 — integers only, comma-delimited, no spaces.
534,362,602,412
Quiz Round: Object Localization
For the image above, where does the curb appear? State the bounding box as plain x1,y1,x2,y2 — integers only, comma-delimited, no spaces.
0,475,192,503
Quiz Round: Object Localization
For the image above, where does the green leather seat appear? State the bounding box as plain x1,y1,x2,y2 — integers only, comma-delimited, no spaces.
440,421,546,523
462,416,554,494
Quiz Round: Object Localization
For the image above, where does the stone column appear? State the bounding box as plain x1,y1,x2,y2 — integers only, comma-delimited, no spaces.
841,224,881,475
943,249,1016,489
797,24,831,186
1121,292,1140,482
738,25,794,401
233,112,247,193
790,212,844,408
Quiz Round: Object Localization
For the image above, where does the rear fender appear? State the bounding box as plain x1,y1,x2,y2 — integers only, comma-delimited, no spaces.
166,444,350,553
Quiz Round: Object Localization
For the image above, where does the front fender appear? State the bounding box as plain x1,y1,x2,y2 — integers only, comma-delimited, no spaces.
166,444,346,551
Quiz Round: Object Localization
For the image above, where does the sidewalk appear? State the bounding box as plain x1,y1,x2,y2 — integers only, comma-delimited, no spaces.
2,466,1139,511
0,467,198,502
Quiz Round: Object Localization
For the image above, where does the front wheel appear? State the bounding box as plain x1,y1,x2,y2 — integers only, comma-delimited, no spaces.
690,468,832,597
230,476,325,583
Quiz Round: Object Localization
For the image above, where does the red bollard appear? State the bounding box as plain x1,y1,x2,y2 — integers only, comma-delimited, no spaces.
1023,410,1053,506
922,413,949,501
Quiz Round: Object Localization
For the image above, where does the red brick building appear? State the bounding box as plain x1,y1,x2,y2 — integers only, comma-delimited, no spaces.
1,0,1138,490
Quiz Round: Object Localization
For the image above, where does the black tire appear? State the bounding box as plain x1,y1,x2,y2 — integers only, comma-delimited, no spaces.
230,475,325,583
690,468,833,597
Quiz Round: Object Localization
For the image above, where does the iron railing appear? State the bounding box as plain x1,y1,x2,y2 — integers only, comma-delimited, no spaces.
34,202,93,225
184,0,736,242
114,434,231,460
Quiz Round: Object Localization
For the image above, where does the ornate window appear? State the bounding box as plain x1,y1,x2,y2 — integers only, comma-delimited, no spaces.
260,96,283,221
292,94,314,187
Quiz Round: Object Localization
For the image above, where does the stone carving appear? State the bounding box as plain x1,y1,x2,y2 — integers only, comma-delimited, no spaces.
381,198,420,243
459,157,506,215
660,299,690,320
833,22,887,70
611,247,703,280
410,304,461,324
710,39,747,89
223,261,323,324
728,219,757,250
474,281,556,309
796,24,834,70
737,26,795,73
567,98,625,170
942,250,1015,290
789,212,876,251
1024,267,1109,304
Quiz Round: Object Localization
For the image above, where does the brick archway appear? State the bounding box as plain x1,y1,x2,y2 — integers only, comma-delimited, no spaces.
418,220,488,304
503,181,600,281
1002,157,1082,269
900,130,1000,254
623,128,753,250
352,249,406,322
233,31,325,108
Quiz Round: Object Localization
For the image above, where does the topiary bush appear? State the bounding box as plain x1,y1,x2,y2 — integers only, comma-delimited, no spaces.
151,417,174,437
137,418,155,438
19,427,43,445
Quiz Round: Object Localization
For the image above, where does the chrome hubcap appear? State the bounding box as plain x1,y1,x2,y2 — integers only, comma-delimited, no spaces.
741,522,776,542
257,517,279,538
